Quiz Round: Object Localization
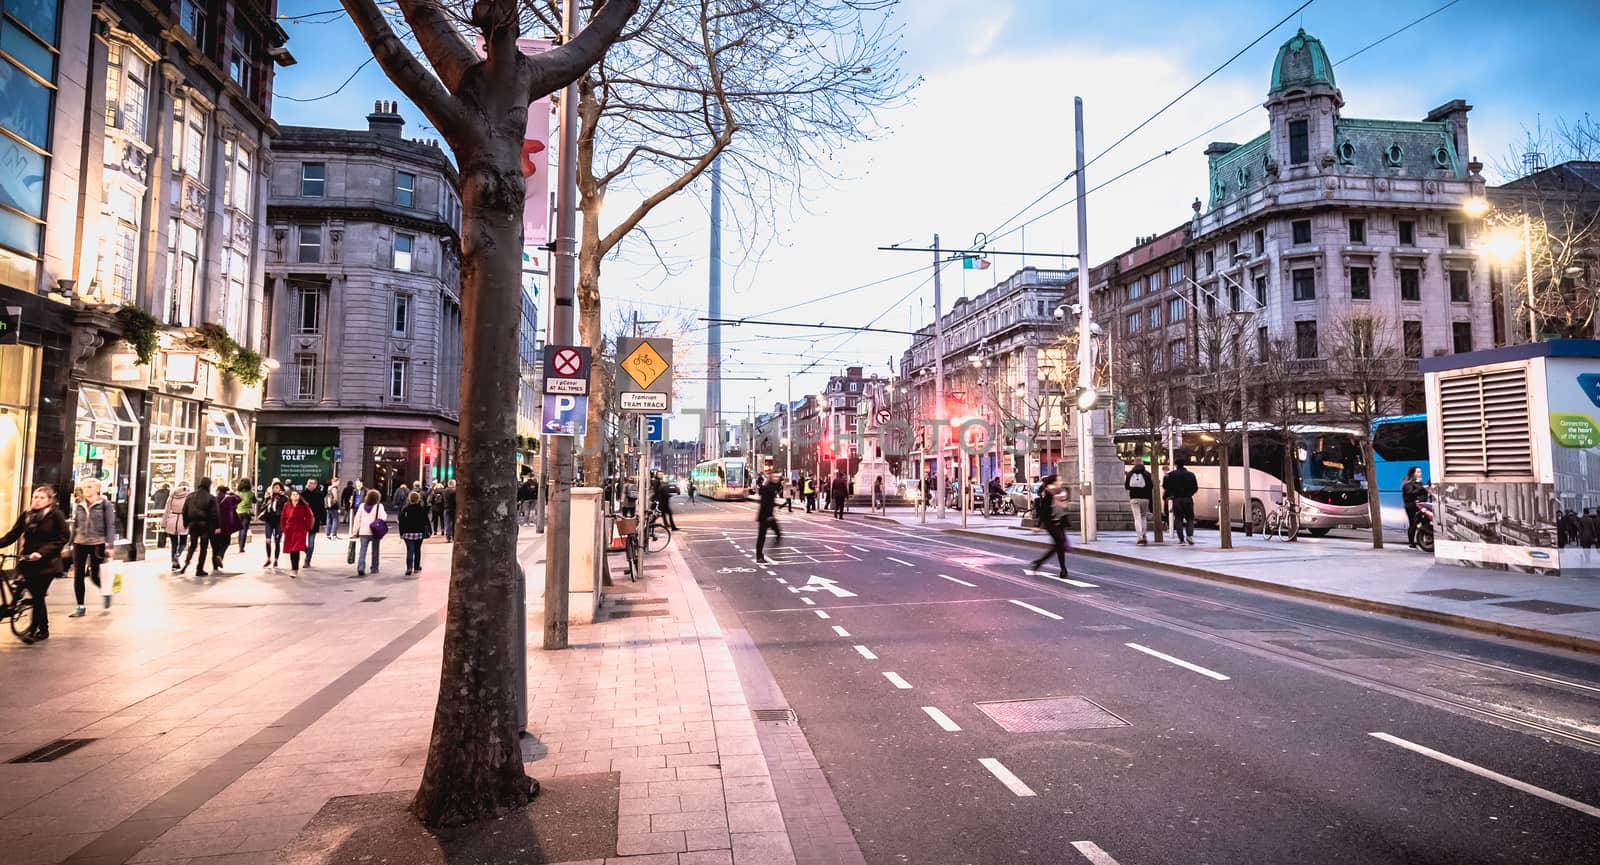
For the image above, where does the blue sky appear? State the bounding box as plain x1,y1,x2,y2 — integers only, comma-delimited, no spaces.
271,0,1600,430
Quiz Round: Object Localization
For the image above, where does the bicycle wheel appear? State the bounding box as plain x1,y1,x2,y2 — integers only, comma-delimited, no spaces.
1264,510,1282,539
1282,510,1300,542
647,524,671,553
8,586,33,638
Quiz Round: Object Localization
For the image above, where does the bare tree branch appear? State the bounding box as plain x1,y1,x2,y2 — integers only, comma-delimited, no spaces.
341,0,473,145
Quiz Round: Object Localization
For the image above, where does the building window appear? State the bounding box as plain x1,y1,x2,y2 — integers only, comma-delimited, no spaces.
1295,321,1318,359
301,163,325,197
298,225,321,263
1254,274,1268,308
1149,305,1161,329
1227,239,1239,260
1205,250,1215,273
1295,392,1324,415
231,144,252,211
390,360,408,401
1127,279,1141,301
396,171,415,207
1291,220,1312,245
1168,297,1185,322
1288,119,1309,165
109,223,137,305
1348,218,1365,244
105,47,150,139
1350,266,1371,300
1292,268,1316,301
1126,312,1141,335
1228,283,1241,310
1167,263,1183,285
1168,340,1185,368
1449,269,1470,303
1403,320,1423,358
179,0,210,51
1254,228,1266,255
393,233,414,271
393,294,412,337
297,288,321,334
1452,322,1473,354
1446,221,1465,248
1257,325,1269,360
229,19,257,92
1399,267,1421,301
296,354,318,399
1398,219,1416,246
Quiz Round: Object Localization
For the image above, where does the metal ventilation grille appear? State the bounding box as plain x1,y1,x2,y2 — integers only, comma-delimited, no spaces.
1439,368,1532,478
752,708,797,724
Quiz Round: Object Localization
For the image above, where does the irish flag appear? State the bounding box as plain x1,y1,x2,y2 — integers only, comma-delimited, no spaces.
963,255,990,270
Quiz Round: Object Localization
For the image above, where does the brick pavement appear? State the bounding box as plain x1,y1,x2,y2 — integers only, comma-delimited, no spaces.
0,523,840,865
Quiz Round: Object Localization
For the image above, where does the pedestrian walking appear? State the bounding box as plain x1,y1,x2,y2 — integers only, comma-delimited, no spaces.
1581,508,1598,549
259,481,287,568
784,477,796,512
162,481,190,570
803,474,817,513
323,478,341,538
400,491,430,575
1124,462,1153,545
340,480,359,533
442,479,457,541
518,474,537,525
1559,509,1582,549
428,482,445,533
830,471,848,520
755,472,783,564
687,481,697,505
279,489,316,578
1163,459,1199,545
873,476,885,513
177,478,218,576
1027,476,1071,577
152,484,171,548
303,479,326,565
652,474,679,530
1401,467,1428,549
69,478,116,617
352,490,388,576
234,478,255,551
213,485,241,572
0,485,69,643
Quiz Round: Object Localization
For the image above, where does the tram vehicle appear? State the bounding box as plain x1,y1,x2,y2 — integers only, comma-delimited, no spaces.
1114,423,1370,534
691,457,749,501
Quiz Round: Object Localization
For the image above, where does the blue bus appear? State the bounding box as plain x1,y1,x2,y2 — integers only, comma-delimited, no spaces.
1370,414,1430,533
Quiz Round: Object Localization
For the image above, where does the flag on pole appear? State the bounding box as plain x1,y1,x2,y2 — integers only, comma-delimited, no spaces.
962,255,990,270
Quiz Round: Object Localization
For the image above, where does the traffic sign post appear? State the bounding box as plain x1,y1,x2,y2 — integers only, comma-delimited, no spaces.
616,337,673,413
543,345,591,395
542,393,588,436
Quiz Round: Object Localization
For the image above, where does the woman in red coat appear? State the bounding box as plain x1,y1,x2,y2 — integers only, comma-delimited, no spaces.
279,489,316,578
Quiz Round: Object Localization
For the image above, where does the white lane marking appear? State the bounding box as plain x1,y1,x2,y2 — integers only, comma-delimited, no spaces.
1125,642,1231,681
882,672,912,689
1071,841,1123,865
832,625,851,637
1025,568,1099,588
853,645,878,660
787,586,800,594
921,706,962,731
937,573,977,587
814,610,830,619
978,758,1036,797
798,575,858,598
801,597,816,606
886,556,916,567
1369,732,1600,819
1009,599,1064,621
852,545,870,553
824,546,840,553
775,577,788,584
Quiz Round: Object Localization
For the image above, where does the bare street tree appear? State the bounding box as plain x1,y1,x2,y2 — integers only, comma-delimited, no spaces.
339,0,639,829
1326,311,1410,549
1191,305,1255,549
1116,325,1171,542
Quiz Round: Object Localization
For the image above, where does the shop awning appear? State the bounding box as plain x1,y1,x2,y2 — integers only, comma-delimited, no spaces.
205,407,247,455
75,386,138,445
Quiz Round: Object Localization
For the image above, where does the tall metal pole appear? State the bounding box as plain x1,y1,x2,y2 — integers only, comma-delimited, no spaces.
542,0,581,649
785,375,793,479
1523,210,1537,342
707,158,723,457
1073,97,1096,543
933,234,947,522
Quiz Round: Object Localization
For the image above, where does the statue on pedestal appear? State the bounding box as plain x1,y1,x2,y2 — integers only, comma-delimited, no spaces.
853,376,897,501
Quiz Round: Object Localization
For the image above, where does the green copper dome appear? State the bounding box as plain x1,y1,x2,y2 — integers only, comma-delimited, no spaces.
1270,28,1336,93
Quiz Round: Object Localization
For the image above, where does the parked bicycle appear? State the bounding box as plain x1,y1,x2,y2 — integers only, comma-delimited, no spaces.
643,507,673,553
1264,498,1301,542
0,554,35,639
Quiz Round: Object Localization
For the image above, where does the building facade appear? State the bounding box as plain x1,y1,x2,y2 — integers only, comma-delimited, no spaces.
1485,160,1600,342
1089,226,1193,427
257,103,463,499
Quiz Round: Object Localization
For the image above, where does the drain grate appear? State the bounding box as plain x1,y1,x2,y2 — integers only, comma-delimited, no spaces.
1264,638,1409,661
975,696,1128,733
607,609,672,619
752,708,797,724
7,738,97,764
360,596,386,603
1413,588,1511,602
1491,599,1600,615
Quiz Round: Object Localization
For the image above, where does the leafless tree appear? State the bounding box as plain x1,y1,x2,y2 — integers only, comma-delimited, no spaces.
338,0,639,829
516,0,911,479
1116,326,1170,541
1490,184,1600,341
1191,307,1255,548
1492,114,1600,182
1248,334,1308,517
1326,311,1410,549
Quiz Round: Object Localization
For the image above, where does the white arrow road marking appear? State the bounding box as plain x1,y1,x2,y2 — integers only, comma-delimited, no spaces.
1025,569,1098,588
1071,841,1124,865
921,706,961,731
882,672,912,689
937,573,977,587
797,575,858,598
886,556,916,567
1369,732,1600,819
1125,642,1231,681
978,758,1036,797
853,645,877,660
831,625,851,637
1009,600,1064,620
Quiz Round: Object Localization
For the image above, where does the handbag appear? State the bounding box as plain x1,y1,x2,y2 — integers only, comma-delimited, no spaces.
100,558,122,597
369,517,389,540
347,539,357,564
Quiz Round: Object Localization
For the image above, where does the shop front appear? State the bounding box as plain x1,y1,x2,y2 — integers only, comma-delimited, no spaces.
0,342,38,532
73,383,141,546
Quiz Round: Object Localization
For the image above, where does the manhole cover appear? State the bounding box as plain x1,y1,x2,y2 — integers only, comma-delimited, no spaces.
974,696,1128,732
1491,599,1600,615
1412,588,1511,602
1264,638,1410,660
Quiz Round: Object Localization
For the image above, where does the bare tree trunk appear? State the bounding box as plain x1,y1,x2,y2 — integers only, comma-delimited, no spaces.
1363,440,1384,550
411,138,536,827
1218,437,1233,549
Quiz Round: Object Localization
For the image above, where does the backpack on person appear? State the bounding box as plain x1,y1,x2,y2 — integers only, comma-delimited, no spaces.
1128,472,1146,489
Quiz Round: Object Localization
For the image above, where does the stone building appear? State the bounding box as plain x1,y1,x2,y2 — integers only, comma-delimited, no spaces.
257,103,464,499
1189,28,1493,421
1088,226,1193,425
1485,160,1600,342
1,0,291,551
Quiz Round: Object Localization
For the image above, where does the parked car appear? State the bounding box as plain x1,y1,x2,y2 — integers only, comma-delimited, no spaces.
1004,483,1035,515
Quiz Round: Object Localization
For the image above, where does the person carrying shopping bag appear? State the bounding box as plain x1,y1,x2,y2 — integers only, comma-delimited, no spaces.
350,490,388,577
279,489,316,578
69,478,117,617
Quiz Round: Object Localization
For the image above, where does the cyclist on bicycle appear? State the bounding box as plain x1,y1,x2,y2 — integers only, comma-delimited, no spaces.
1,485,70,643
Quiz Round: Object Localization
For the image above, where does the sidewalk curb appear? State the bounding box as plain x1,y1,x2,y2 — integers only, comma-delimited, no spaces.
862,515,1600,656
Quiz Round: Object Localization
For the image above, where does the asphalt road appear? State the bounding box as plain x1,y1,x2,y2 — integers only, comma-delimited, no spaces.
670,496,1600,865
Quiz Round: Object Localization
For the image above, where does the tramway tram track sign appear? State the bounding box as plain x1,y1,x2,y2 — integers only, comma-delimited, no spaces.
616,337,673,413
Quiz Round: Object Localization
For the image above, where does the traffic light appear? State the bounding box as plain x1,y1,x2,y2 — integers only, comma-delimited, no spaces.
423,442,434,464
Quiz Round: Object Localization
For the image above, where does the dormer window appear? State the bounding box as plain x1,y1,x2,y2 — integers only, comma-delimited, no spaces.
1337,140,1355,164
1432,146,1451,169
1384,144,1404,167
1213,178,1226,201
1236,166,1250,188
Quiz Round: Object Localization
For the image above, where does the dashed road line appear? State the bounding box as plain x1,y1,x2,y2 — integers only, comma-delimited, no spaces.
978,757,1036,797
886,556,916,567
831,625,851,637
937,573,977,587
1071,841,1124,864
814,610,830,619
852,545,870,553
801,597,816,606
1026,568,1099,588
1369,732,1600,819
921,706,961,731
775,577,787,584
1125,642,1231,681
853,645,877,660
1009,599,1064,621
882,672,912,689
787,586,800,594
